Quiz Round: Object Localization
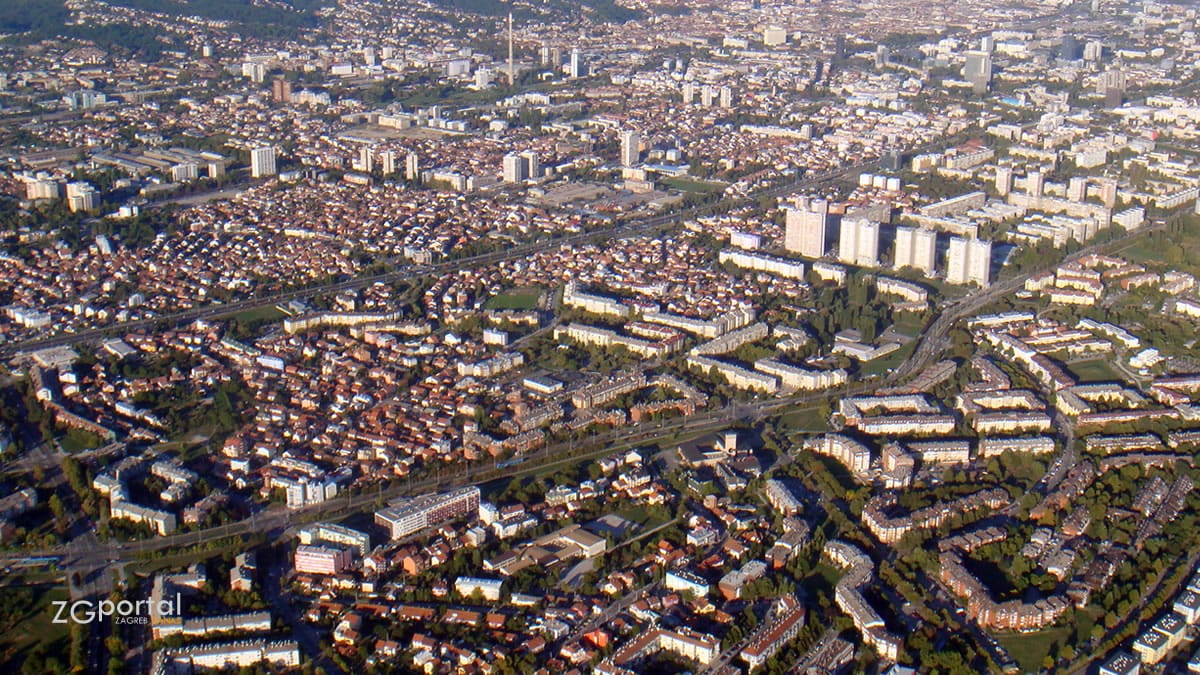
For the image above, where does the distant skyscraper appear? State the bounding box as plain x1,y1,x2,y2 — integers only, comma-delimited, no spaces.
838,218,880,267
893,226,937,275
502,152,528,183
363,47,376,67
381,150,396,176
569,48,585,78
784,198,830,258
1098,68,1126,108
719,86,733,108
875,45,889,69
242,61,266,83
701,85,716,107
620,130,641,167
1061,35,1079,61
359,146,373,173
520,150,540,180
250,146,276,178
406,152,420,181
682,82,696,104
271,77,292,103
964,50,992,93
946,237,992,286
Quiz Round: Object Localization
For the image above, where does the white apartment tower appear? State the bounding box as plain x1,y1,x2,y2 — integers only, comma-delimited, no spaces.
893,226,937,275
946,237,992,286
406,152,420,181
250,146,277,178
520,150,541,180
995,166,1013,196
620,130,641,167
838,218,880,267
502,152,528,183
784,198,830,259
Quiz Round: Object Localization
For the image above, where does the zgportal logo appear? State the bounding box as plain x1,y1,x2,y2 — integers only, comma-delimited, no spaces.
52,592,183,625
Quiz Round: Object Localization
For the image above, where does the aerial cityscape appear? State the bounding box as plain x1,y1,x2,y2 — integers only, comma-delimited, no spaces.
1,0,1200,673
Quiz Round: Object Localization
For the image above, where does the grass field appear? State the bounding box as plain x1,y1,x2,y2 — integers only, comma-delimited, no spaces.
616,505,670,530
1068,358,1124,383
485,287,543,311
775,405,829,434
224,305,287,324
58,434,98,454
661,177,727,194
0,585,71,671
996,625,1071,673
860,340,917,378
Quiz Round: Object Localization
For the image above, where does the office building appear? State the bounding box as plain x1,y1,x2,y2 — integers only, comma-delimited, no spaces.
250,146,276,178
838,218,880,267
569,48,585,78
294,544,352,575
784,198,830,258
893,226,937,275
376,486,481,539
946,237,992,286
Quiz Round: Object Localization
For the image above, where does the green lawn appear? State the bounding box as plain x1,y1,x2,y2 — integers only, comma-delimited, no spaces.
660,177,728,194
485,287,543,311
58,434,98,454
225,305,287,323
860,341,917,378
1068,358,1123,383
775,405,829,434
996,626,1072,673
616,505,670,529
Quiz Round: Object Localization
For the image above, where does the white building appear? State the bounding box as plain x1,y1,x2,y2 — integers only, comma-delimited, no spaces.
893,226,937,275
838,218,880,267
620,129,640,167
784,198,830,258
250,146,277,178
946,236,992,286
502,152,528,183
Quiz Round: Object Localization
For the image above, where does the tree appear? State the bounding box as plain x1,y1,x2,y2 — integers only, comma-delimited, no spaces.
49,494,68,534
